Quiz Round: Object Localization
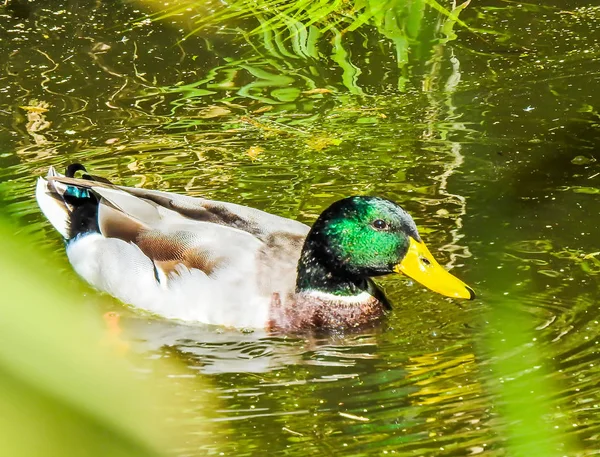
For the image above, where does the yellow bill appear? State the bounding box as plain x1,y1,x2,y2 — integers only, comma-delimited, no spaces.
394,237,475,300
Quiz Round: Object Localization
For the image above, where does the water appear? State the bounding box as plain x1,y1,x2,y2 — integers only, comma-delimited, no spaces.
1,0,599,455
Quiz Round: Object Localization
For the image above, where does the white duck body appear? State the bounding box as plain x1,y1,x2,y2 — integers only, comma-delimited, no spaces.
36,168,310,328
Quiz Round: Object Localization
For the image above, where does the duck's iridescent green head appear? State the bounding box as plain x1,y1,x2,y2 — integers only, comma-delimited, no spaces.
297,196,475,300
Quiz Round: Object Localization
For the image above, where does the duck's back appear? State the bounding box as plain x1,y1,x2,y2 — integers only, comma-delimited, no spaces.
36,168,310,328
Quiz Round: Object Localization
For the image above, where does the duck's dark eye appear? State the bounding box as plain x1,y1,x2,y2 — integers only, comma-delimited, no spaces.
372,219,387,230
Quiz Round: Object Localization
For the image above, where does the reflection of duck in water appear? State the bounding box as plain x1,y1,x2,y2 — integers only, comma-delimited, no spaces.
107,310,384,374
36,164,474,331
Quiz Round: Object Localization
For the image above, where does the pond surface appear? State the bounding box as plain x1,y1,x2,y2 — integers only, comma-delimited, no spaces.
1,0,599,455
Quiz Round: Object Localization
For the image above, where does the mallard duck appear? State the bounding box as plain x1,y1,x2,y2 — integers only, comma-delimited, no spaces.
35,164,474,331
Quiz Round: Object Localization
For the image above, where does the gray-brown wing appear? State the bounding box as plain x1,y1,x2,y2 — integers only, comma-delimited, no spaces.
92,186,265,279
49,176,310,241
123,187,310,241
49,176,309,290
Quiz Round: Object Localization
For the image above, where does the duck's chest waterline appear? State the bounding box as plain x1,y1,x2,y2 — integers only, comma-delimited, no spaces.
268,290,387,331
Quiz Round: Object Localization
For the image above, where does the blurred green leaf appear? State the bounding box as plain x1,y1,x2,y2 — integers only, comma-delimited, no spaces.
486,299,580,457
0,220,167,457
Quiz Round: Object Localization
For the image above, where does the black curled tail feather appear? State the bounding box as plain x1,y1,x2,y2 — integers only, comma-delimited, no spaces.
36,164,113,240
66,163,88,178
66,163,113,184
62,163,115,239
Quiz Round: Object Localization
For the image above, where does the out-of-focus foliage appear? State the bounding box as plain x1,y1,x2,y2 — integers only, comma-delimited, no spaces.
486,298,580,457
0,218,170,457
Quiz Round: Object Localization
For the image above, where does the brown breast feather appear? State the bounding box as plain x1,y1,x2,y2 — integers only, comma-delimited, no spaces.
268,292,387,332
